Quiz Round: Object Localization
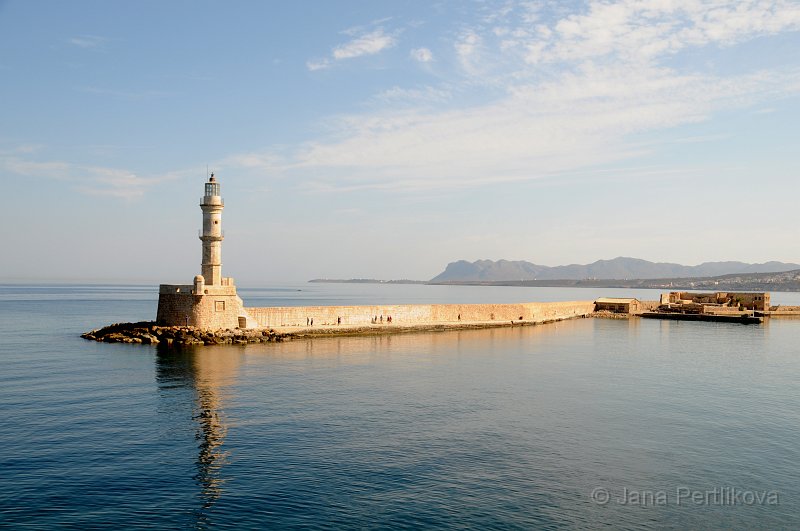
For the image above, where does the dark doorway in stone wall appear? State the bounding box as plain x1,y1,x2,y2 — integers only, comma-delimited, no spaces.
238,316,247,329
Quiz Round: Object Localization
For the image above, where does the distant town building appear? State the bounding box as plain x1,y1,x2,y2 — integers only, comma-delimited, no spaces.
666,292,770,312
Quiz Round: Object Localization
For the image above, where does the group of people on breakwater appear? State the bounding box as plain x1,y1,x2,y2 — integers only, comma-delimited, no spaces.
302,315,394,326
305,316,346,326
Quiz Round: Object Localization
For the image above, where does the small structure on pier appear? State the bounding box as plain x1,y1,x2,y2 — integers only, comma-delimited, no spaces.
594,297,641,314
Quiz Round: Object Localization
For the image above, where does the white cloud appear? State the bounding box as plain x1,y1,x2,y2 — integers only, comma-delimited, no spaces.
262,1,800,194
372,85,451,105
308,27,397,71
68,35,106,49
517,0,800,66
306,59,331,71
79,86,171,100
332,29,396,60
410,47,434,62
341,17,394,37
455,31,483,73
221,151,285,170
0,156,178,199
10,144,43,154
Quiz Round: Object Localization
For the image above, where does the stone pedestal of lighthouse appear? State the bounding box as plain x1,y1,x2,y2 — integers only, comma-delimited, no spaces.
156,175,252,329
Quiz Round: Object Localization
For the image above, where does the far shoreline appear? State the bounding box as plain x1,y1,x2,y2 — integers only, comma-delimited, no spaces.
310,277,800,293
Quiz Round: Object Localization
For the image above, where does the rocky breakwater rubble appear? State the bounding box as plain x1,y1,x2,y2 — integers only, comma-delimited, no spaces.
81,321,285,346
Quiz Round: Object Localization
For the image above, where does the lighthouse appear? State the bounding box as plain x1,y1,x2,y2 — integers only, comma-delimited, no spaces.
156,173,252,329
200,173,224,285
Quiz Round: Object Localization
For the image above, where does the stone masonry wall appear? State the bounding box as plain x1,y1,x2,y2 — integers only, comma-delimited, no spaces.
245,301,596,328
157,284,248,329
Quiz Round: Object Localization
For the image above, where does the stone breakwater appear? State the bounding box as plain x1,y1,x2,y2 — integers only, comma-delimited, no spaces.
81,311,595,348
81,321,285,346
245,300,596,328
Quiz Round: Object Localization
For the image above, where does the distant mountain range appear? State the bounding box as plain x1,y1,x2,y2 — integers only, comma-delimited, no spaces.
430,257,800,282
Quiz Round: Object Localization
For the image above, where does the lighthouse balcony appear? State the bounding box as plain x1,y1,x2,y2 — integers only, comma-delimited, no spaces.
200,197,224,207
199,230,225,240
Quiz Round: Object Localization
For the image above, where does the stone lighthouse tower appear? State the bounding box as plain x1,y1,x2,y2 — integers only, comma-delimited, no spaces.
156,174,252,329
200,174,224,285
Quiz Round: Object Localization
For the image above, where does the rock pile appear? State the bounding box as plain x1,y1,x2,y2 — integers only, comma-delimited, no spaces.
81,321,285,347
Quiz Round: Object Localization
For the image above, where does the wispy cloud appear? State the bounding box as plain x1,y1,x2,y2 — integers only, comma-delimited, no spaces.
333,28,395,61
410,47,434,62
68,35,106,49
332,29,396,59
221,151,285,170
306,59,331,71
0,155,179,199
371,85,451,105
510,0,800,66
455,31,483,74
308,27,398,70
78,86,172,100
249,1,800,193
667,133,734,144
341,17,394,37
8,143,43,154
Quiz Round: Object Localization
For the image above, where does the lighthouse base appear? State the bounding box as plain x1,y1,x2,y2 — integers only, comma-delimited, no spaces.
156,283,254,329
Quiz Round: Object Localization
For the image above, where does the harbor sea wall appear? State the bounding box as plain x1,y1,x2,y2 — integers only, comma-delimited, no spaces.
245,301,596,328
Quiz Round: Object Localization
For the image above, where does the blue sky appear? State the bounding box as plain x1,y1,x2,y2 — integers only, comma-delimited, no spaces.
1,0,799,283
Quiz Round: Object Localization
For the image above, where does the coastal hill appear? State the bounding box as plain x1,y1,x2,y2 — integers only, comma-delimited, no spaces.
430,257,800,282
426,269,800,292
311,268,800,292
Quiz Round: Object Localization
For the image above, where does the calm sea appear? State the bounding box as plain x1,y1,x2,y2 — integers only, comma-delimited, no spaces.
2,283,800,529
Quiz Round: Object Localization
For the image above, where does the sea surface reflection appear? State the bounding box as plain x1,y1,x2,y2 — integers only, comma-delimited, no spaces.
155,347,244,527
137,319,800,528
